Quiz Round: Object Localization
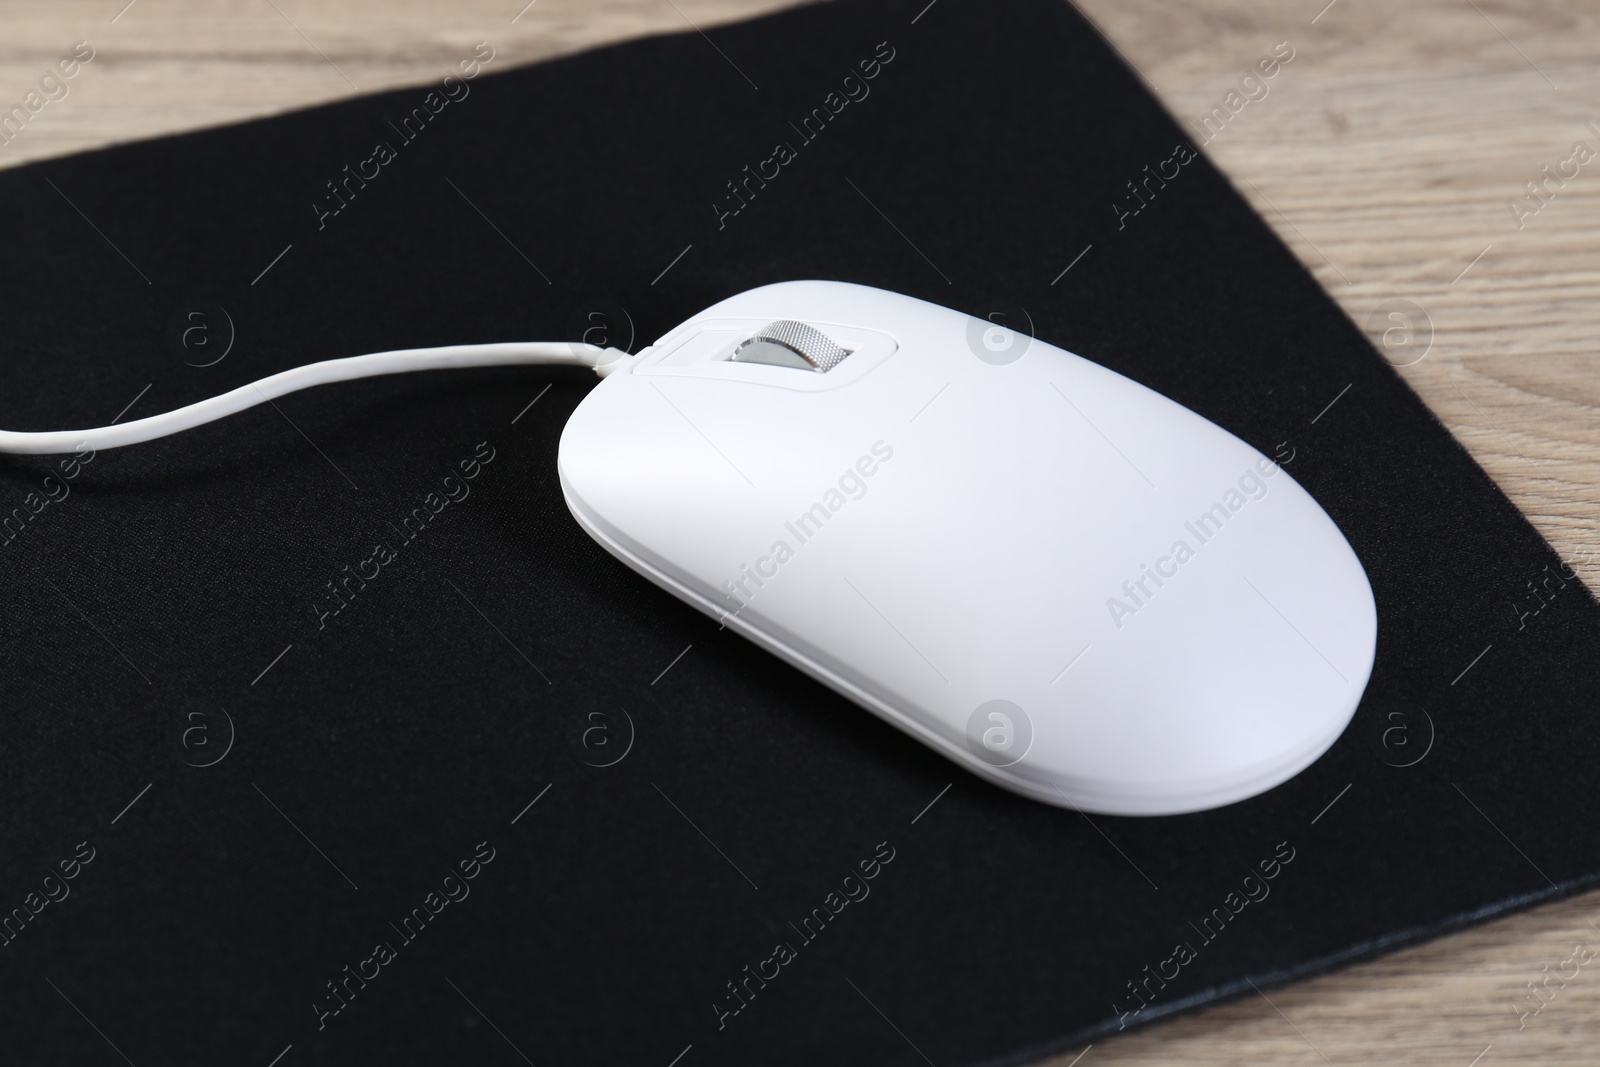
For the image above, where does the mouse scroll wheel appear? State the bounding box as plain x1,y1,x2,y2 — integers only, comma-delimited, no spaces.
731,320,851,372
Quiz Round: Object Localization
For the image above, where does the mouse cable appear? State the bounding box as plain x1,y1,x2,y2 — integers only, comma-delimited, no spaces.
0,342,630,456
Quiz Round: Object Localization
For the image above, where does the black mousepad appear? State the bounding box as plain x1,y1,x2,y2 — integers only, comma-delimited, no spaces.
2,1,1595,1064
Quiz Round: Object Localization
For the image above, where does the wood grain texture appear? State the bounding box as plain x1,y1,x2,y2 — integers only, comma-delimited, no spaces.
3,1,1597,1063
0,0,803,166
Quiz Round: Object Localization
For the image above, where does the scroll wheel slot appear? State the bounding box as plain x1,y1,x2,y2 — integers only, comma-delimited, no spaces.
730,321,852,372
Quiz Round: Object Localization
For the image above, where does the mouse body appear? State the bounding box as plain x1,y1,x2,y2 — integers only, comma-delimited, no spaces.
558,281,1376,814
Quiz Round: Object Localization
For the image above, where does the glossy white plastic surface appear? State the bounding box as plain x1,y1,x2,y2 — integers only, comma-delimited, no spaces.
558,281,1377,815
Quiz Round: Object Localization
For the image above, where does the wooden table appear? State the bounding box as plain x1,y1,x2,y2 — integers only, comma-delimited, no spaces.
4,1,1596,1062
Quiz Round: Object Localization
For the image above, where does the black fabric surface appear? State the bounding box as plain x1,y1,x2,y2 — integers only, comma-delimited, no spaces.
2,1,1596,1064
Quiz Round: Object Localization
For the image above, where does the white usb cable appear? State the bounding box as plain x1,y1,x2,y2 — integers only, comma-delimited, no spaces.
0,342,629,455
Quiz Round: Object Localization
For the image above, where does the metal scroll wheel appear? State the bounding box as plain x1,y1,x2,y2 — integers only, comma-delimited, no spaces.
730,320,851,372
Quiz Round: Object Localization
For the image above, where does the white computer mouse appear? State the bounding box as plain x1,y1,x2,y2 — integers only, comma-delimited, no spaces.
558,281,1377,815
